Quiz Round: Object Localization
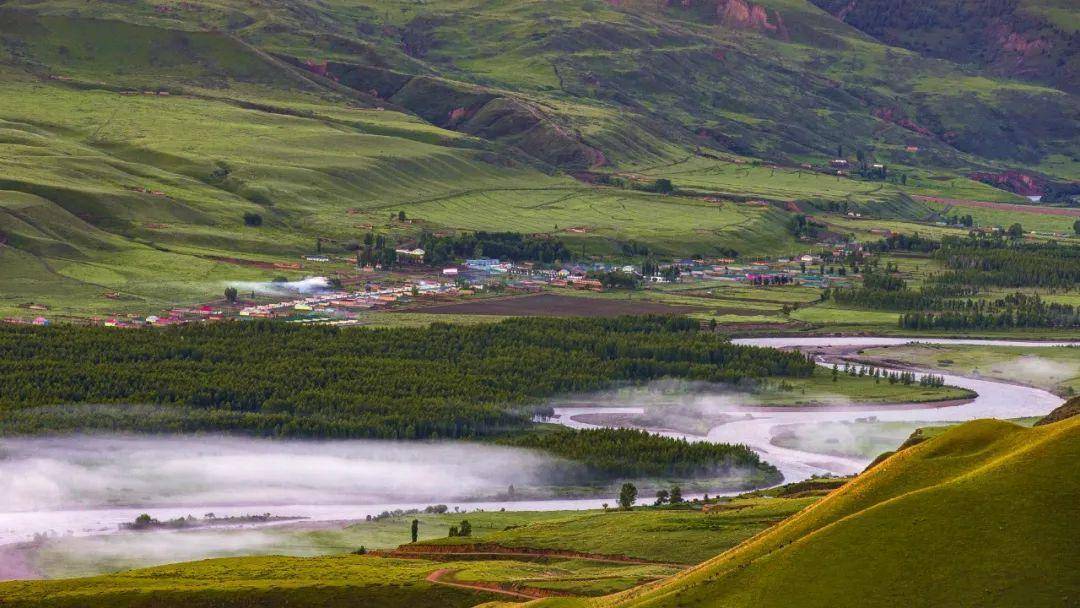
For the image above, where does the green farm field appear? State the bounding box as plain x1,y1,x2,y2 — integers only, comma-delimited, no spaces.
377,189,796,257
629,158,1032,205
633,157,896,202
410,496,817,565
788,303,900,326
923,199,1080,234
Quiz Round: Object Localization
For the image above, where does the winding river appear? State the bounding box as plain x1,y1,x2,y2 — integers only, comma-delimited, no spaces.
0,337,1072,578
553,337,1071,483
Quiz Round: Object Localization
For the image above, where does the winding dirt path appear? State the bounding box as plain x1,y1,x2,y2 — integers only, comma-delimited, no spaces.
425,568,543,600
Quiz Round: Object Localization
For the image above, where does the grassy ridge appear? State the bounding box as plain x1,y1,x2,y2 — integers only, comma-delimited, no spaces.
499,416,1080,608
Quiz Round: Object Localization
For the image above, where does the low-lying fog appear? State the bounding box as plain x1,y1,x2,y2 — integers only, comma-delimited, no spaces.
0,436,607,579
0,435,560,514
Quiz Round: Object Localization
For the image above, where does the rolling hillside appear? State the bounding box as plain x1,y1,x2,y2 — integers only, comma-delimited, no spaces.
5,0,1077,171
0,0,1077,315
489,415,1080,608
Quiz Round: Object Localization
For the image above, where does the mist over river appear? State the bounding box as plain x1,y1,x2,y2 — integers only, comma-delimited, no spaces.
0,438,580,545
0,337,1071,579
559,338,1069,482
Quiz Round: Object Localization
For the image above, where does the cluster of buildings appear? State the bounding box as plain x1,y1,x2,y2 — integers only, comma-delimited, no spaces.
449,252,857,290
233,281,455,322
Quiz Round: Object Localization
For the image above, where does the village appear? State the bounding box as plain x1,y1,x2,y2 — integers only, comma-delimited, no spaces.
13,241,862,328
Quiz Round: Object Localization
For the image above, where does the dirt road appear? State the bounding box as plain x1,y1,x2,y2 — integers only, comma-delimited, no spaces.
914,195,1080,217
426,568,543,600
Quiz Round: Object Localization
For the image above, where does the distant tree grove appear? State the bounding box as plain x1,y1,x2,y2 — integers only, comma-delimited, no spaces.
829,236,1080,329
419,231,572,265
498,427,777,481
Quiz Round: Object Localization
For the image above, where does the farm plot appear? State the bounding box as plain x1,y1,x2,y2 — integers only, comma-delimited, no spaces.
409,293,705,317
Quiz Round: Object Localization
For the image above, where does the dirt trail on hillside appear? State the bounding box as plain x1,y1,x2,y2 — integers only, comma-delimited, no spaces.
425,568,547,600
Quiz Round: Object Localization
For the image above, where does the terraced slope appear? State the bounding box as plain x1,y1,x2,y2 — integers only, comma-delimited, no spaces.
489,416,1080,608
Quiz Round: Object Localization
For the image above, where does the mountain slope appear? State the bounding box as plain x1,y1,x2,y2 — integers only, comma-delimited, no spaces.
1,0,1078,316
810,0,1080,93
4,1,1077,174
493,416,1080,608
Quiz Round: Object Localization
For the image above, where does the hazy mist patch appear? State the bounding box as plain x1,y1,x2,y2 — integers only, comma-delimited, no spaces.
551,379,799,435
987,356,1078,388
769,420,920,460
225,276,331,296
0,435,563,513
27,528,294,579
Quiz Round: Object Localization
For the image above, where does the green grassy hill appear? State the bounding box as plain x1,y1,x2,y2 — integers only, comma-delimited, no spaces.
491,415,1080,608
1,0,1077,316
7,0,1076,173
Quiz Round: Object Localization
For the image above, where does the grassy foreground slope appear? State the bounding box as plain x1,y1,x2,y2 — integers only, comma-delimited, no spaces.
0,556,503,608
492,416,1080,608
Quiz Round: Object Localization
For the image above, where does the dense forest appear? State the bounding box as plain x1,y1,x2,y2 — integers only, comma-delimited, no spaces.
932,240,1080,289
0,317,814,439
498,427,779,484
